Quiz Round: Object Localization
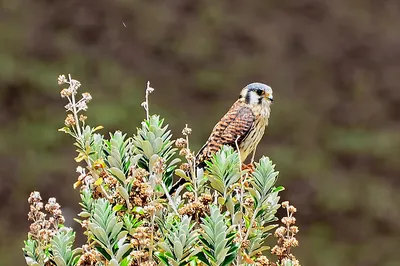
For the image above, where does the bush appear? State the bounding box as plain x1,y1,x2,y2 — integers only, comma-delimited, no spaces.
23,75,300,266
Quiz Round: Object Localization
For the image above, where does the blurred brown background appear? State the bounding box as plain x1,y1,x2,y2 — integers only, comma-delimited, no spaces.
1,0,400,265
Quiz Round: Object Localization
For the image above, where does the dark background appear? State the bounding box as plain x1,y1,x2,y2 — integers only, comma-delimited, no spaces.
1,0,400,265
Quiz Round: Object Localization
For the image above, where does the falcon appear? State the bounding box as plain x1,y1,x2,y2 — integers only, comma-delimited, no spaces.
196,82,273,168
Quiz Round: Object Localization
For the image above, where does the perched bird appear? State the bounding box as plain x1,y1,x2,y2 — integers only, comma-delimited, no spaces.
169,82,273,194
196,82,273,168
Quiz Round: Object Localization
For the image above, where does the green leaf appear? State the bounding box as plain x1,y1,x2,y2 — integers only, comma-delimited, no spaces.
132,115,179,187
251,157,280,205
153,138,163,153
142,140,154,158
225,196,234,216
174,241,183,261
113,204,125,212
50,228,81,266
175,169,189,180
109,259,119,266
157,215,199,264
205,146,242,198
94,178,103,186
218,197,225,205
24,257,40,266
273,186,285,192
133,206,144,215
93,125,104,132
117,186,131,210
199,206,238,265
116,243,131,261
95,246,111,261
89,198,127,260
109,167,126,183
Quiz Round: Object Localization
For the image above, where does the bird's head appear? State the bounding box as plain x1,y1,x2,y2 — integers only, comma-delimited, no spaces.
240,82,273,106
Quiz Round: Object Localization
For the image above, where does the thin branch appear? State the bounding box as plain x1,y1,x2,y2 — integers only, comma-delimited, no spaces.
161,181,180,216
68,74,82,137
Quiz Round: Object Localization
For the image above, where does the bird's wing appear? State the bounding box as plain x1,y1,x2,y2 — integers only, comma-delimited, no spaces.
196,101,255,166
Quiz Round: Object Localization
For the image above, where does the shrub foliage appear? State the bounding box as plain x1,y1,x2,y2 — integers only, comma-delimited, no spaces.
23,75,300,266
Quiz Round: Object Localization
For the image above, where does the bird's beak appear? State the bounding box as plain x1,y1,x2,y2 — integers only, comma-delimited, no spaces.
265,94,273,102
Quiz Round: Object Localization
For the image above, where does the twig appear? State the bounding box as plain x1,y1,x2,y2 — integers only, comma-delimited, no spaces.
235,137,245,265
68,74,82,137
161,182,180,216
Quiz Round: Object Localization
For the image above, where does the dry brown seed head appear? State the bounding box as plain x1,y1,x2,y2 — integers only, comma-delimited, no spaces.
82,92,92,102
183,192,194,200
58,75,67,85
65,114,76,126
182,125,192,136
28,191,42,203
152,157,165,175
175,138,187,148
60,88,71,98
289,205,297,213
282,216,296,226
271,245,286,256
290,226,299,234
185,153,195,162
274,226,287,237
255,255,270,266
244,197,255,207
179,148,190,156
179,163,191,171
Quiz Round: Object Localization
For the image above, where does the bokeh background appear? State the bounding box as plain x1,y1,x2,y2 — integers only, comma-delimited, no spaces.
1,0,400,265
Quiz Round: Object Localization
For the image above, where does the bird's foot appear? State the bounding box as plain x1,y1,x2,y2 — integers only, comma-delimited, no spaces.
242,163,255,173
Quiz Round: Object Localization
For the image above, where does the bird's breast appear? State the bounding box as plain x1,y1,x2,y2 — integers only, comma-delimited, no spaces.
239,115,268,162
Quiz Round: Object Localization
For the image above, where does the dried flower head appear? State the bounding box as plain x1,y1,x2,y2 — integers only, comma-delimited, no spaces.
64,103,73,111
255,255,270,266
175,138,187,148
271,245,286,256
179,162,190,172
183,192,194,200
282,257,301,266
244,197,255,207
271,201,301,265
70,79,81,91
82,92,92,102
288,205,297,213
58,75,67,85
274,226,287,238
179,148,190,157
76,100,88,112
182,124,192,136
65,114,76,126
200,193,212,204
290,226,299,234
60,88,71,98
283,236,299,248
185,152,195,162
26,192,66,247
77,245,102,266
28,191,42,204
281,216,296,226
152,157,165,175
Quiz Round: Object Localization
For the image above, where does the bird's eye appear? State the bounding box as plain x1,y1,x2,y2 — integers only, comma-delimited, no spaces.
256,89,264,96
